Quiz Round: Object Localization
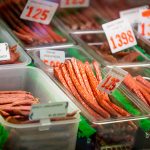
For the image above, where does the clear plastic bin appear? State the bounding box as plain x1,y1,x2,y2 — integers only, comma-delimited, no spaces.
72,31,150,68
31,46,150,148
0,19,31,67
91,0,150,21
55,6,106,34
0,9,74,51
0,66,80,150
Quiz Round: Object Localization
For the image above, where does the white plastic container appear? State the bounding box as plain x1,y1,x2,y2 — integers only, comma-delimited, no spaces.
0,21,31,67
0,66,80,150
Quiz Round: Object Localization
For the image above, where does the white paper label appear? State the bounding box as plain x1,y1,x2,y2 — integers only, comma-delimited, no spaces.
29,102,68,120
119,5,149,25
98,67,128,94
102,18,137,53
20,0,58,25
60,0,90,8
40,50,65,66
0,43,10,61
138,9,150,39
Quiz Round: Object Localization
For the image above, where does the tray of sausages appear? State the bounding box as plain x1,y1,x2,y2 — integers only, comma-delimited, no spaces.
31,46,149,121
0,20,31,67
0,0,75,50
56,6,106,33
91,0,150,21
72,31,150,68
31,46,150,147
122,66,150,111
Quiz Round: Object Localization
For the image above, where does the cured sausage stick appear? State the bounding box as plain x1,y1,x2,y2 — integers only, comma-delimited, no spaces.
92,60,102,83
54,67,71,93
77,60,97,104
65,60,110,118
136,75,150,88
84,61,119,117
60,64,102,119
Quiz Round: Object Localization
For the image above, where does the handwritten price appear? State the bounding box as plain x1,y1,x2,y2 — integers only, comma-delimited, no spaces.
139,9,150,39
43,60,61,67
141,23,150,36
26,6,49,21
101,76,120,91
20,0,58,24
98,67,128,94
110,30,135,49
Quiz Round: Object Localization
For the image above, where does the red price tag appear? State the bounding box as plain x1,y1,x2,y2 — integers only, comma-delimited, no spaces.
60,0,90,8
98,67,128,94
138,9,150,39
20,0,58,25
102,18,137,53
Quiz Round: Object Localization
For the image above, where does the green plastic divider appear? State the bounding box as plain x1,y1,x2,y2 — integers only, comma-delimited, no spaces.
135,45,150,60
112,89,150,131
0,125,9,149
78,116,96,138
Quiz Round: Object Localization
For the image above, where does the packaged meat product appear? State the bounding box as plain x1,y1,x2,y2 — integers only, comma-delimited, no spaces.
92,0,150,21
72,32,150,68
56,7,106,33
0,0,74,50
31,46,150,148
0,20,31,67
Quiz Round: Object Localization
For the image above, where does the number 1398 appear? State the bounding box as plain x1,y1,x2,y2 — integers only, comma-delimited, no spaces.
110,30,135,49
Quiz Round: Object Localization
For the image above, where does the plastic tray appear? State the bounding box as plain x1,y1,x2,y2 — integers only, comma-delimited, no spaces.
122,66,150,111
31,46,150,147
31,46,149,119
55,6,106,34
72,31,150,68
0,16,75,51
0,66,80,150
91,0,150,22
0,19,31,67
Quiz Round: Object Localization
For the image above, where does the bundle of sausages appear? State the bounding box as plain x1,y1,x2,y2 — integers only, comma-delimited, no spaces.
0,0,67,46
0,90,77,124
0,45,20,65
53,58,132,120
96,122,136,146
0,91,39,124
58,7,102,30
124,74,150,107
90,42,141,63
92,0,142,21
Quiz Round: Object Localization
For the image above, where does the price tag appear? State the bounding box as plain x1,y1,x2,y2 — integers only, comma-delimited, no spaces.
60,0,90,8
102,18,137,53
98,67,128,94
29,102,68,120
20,0,58,25
119,5,149,25
138,9,150,39
40,50,65,67
0,43,10,61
